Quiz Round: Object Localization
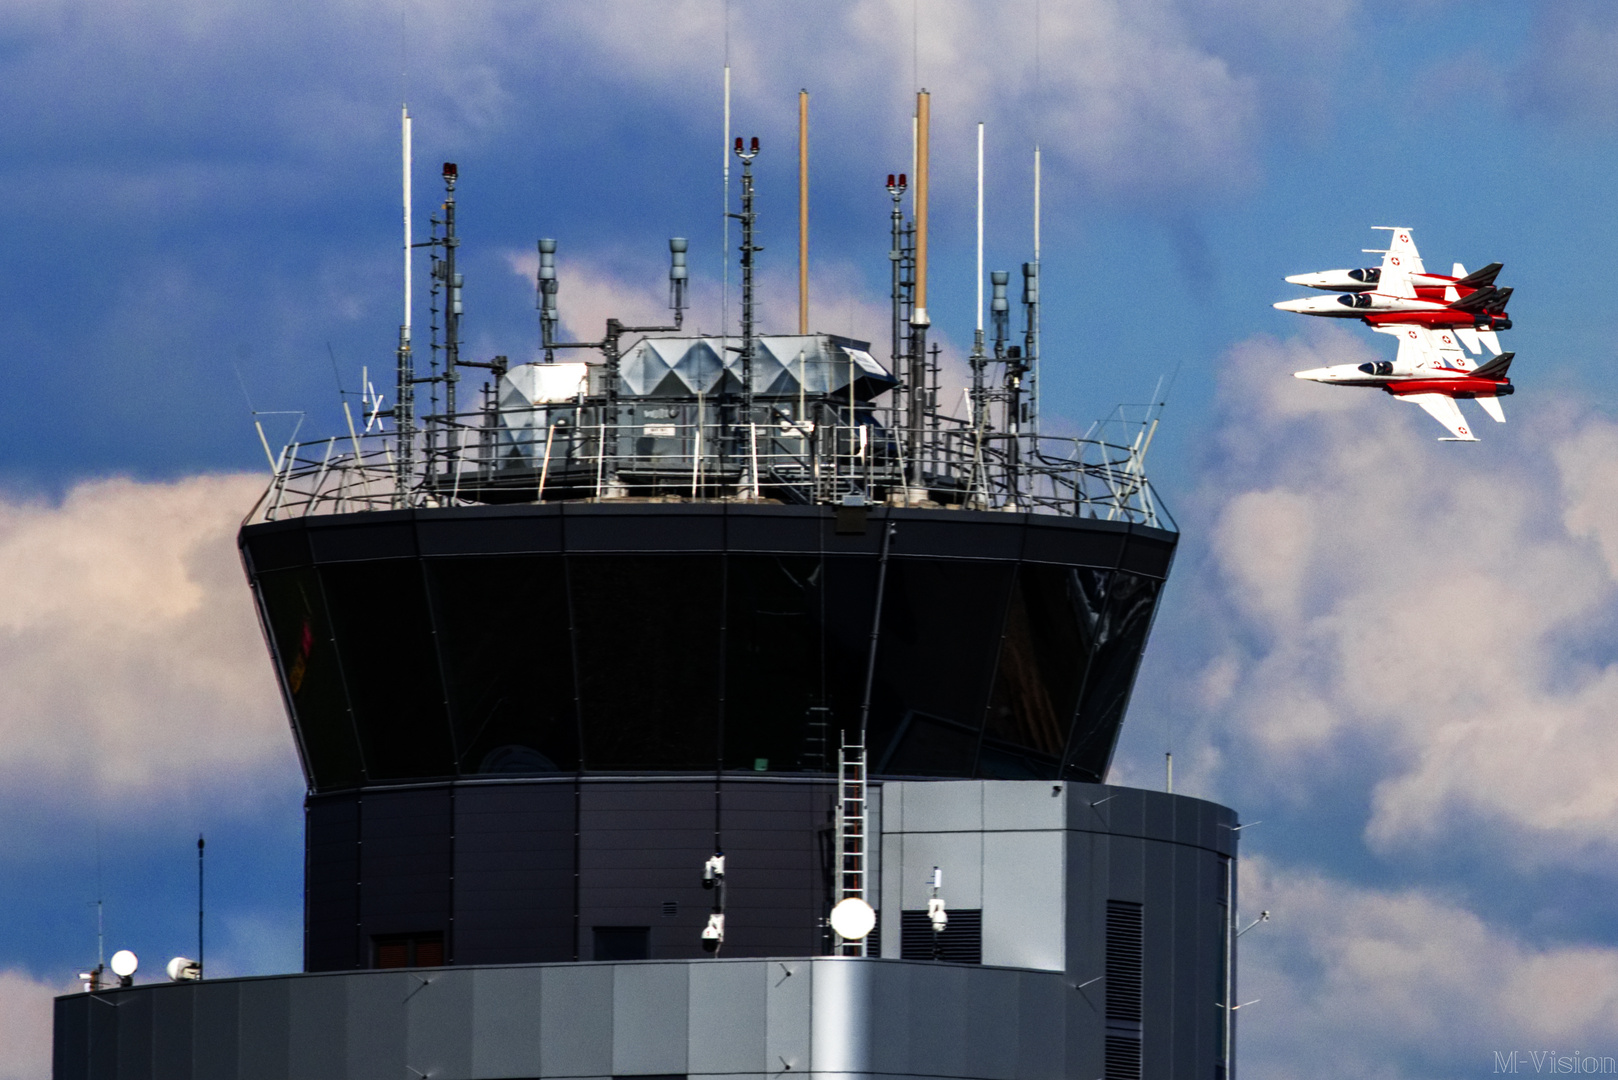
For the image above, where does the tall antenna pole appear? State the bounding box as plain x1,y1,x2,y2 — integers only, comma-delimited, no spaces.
798,90,810,336
976,123,984,336
395,106,415,504
1032,145,1042,434
907,91,931,491
197,834,205,979
722,66,731,343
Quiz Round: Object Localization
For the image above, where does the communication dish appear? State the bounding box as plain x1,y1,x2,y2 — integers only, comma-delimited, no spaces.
829,897,876,940
109,950,139,978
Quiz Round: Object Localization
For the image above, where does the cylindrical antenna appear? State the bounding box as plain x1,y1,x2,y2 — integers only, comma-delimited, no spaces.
1032,145,1042,433
913,91,930,327
669,237,688,324
975,121,984,334
798,90,810,335
197,834,205,979
402,107,412,342
537,239,558,360
722,64,731,344
991,272,1010,354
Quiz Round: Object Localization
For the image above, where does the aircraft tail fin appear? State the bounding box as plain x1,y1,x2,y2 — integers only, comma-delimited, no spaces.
1450,285,1504,313
1454,261,1503,289
1471,351,1515,380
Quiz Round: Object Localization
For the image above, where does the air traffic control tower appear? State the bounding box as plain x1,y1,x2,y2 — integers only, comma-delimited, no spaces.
53,129,1243,1080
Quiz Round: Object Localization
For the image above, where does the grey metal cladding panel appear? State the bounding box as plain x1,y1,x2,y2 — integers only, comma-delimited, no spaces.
1016,972,1067,1080
582,783,714,814
191,980,241,1080
1141,841,1176,1080
342,973,408,1080
688,962,767,1074
361,788,454,834
415,512,564,555
982,780,1067,831
406,969,475,1080
539,964,614,1077
612,963,691,1075
53,997,89,1080
87,991,120,1079
1171,848,1203,1080
286,975,350,1080
1107,835,1147,903
116,987,154,1080
562,508,725,552
1118,534,1176,579
910,965,972,1080
236,977,291,1080
1066,831,1105,983
307,518,419,562
724,508,823,553
457,781,575,816
766,960,811,1074
580,831,713,855
1020,520,1128,568
240,522,313,573
885,514,1026,561
962,967,1021,1080
151,984,195,1080
1141,791,1176,844
470,967,545,1078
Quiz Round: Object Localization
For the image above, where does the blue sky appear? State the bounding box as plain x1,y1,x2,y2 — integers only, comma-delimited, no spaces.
6,2,1618,1078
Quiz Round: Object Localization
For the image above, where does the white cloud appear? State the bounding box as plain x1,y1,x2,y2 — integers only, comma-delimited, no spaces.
0,474,296,808
1240,858,1618,1080
0,969,70,1080
1178,327,1618,868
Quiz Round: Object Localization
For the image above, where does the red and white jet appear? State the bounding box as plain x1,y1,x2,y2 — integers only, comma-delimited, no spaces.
1292,324,1515,442
1275,228,1512,354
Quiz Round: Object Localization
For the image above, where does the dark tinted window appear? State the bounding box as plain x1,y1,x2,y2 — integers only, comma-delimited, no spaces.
1063,571,1161,781
571,555,722,770
255,567,362,790
426,556,579,774
321,559,456,781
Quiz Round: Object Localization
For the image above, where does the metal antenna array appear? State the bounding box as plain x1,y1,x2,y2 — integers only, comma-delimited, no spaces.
732,137,760,420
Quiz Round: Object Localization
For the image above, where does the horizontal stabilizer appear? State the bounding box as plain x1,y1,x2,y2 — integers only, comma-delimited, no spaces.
1471,352,1515,380
1451,285,1507,314
1476,394,1507,424
1454,261,1503,289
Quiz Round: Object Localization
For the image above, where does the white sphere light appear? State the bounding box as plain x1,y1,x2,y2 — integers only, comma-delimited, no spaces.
829,897,876,940
109,950,139,978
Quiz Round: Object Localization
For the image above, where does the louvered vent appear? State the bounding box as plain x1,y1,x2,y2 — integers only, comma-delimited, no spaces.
899,908,982,963
1104,900,1144,1080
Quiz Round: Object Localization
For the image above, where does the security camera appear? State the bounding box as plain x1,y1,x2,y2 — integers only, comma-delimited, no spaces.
167,957,202,982
701,913,725,952
701,853,726,889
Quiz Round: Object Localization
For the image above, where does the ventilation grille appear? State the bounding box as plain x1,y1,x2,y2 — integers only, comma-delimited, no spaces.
899,908,982,963
1104,900,1144,1080
1105,901,1144,1022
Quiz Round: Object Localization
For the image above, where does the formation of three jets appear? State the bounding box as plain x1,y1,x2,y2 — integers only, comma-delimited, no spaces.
1275,227,1515,441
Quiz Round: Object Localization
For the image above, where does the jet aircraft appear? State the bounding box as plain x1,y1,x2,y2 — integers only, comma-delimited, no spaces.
1275,227,1511,353
1292,324,1515,442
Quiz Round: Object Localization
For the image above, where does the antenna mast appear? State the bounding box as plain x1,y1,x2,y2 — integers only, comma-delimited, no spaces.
395,106,415,505
798,91,810,335
733,136,760,421
197,834,205,979
907,91,931,492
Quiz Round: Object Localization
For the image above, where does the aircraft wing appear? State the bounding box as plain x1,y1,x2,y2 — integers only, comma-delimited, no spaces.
1374,325,1470,371
1373,227,1424,298
1396,392,1477,441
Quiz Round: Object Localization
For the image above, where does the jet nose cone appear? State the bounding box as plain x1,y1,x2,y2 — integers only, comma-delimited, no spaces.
1293,367,1330,381
1274,298,1315,313
1284,274,1316,287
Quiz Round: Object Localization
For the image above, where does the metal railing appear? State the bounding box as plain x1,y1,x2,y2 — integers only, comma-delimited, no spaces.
245,400,1173,530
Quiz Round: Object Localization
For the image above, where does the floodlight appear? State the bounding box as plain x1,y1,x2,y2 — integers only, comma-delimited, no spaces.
110,950,138,978
829,897,876,940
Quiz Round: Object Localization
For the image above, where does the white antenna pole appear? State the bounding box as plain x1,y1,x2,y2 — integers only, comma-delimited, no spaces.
1032,144,1042,432
402,106,413,344
722,65,731,341
976,122,984,334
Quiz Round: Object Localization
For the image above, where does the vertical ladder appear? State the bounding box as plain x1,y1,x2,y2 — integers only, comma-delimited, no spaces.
802,706,831,771
835,730,868,956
